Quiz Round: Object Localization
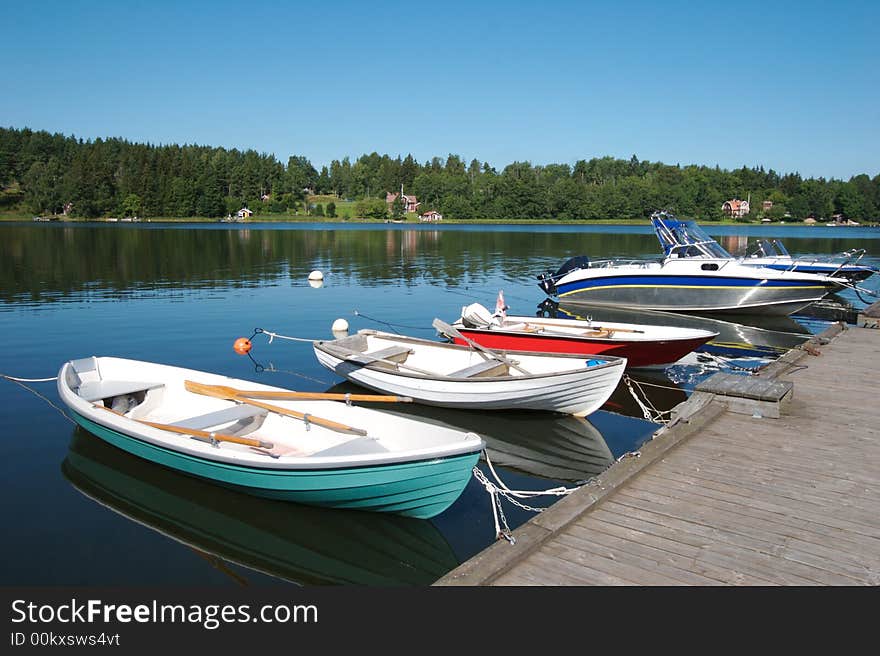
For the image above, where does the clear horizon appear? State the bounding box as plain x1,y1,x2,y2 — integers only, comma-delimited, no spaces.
3,0,878,181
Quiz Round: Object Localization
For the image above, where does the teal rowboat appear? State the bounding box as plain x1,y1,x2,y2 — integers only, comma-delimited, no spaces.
58,356,484,519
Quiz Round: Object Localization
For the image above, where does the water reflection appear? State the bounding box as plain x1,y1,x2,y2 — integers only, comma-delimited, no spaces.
62,431,459,586
3,223,877,307
327,382,615,483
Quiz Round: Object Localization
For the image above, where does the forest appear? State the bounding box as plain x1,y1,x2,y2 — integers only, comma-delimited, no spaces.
1,126,878,222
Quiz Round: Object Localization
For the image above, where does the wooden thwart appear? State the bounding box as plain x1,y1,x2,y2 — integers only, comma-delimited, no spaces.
433,318,530,375
97,405,274,449
184,380,368,436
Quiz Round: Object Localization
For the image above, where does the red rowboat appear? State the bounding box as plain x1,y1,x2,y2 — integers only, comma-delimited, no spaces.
444,302,719,369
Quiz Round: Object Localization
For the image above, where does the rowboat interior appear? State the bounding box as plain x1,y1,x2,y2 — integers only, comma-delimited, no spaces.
60,356,481,465
319,330,615,378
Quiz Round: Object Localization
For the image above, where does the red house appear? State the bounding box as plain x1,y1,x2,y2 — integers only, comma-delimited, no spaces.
386,192,420,213
722,199,750,218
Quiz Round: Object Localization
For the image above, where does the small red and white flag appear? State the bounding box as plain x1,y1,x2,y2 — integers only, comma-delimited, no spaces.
494,290,508,320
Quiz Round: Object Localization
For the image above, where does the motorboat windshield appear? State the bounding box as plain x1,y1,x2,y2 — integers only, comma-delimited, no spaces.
752,239,790,257
651,212,733,259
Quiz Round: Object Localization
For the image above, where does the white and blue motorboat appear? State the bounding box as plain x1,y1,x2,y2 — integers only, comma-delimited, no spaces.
537,211,844,316
741,239,877,282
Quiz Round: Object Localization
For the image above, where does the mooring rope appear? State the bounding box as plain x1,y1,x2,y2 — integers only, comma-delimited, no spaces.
0,373,75,425
253,328,319,344
1,374,58,383
351,310,432,333
622,374,673,425
472,451,585,543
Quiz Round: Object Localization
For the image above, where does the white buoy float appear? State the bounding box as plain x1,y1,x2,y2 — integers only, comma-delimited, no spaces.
308,270,324,281
331,318,349,334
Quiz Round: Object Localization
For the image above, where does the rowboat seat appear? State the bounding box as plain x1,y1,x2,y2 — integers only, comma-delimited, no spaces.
310,437,389,457
78,380,164,403
449,359,509,378
501,322,541,333
171,404,269,437
345,345,413,367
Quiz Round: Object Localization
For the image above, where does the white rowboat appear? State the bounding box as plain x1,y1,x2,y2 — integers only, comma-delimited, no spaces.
313,329,626,417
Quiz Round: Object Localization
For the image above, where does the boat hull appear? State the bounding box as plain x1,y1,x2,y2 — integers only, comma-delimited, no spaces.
313,340,625,417
69,411,478,519
554,272,834,315
450,328,714,368
742,260,876,282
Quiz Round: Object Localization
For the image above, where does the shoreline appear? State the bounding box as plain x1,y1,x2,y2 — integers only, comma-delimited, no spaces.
3,214,872,228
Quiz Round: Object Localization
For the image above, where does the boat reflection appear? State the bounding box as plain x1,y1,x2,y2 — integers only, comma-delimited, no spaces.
541,299,813,360
326,383,614,484
62,431,459,586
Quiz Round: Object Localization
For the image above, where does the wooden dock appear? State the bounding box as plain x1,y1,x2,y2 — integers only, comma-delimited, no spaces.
435,323,880,586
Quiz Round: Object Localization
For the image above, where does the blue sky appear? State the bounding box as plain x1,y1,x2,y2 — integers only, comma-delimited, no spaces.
3,0,878,180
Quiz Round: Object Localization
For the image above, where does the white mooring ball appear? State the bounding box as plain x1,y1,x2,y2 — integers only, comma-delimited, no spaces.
308,270,324,281
332,318,349,333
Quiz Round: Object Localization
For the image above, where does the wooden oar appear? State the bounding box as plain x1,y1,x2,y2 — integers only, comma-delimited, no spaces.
184,381,367,436
516,319,645,334
226,388,413,403
433,318,531,375
97,405,274,449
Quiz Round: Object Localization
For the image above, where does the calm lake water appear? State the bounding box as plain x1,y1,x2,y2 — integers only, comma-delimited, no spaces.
1,221,878,586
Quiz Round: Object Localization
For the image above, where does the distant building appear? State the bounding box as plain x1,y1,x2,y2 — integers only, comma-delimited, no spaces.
419,210,443,222
762,200,773,212
722,199,750,218
237,208,253,219
386,192,420,213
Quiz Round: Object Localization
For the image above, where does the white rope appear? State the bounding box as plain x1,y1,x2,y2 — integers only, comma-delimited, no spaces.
259,330,319,344
483,451,579,500
1,374,58,382
472,451,587,543
1,374,74,424
623,374,672,424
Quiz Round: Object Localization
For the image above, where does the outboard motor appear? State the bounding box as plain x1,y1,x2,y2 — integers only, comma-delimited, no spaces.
537,255,591,295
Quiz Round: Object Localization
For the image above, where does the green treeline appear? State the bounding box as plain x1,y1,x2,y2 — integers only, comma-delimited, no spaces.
1,126,878,221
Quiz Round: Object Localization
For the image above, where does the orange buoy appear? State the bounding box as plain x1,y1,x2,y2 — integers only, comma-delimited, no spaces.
233,337,252,355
